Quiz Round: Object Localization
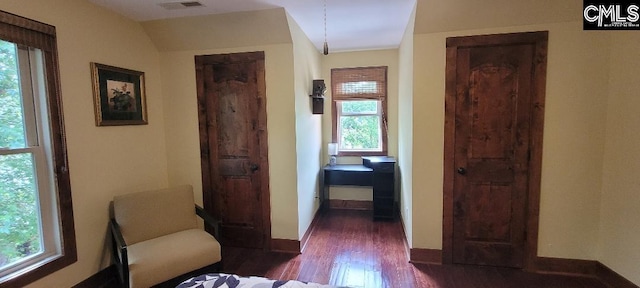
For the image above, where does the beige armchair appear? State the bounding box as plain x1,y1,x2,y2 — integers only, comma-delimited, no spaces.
110,185,222,288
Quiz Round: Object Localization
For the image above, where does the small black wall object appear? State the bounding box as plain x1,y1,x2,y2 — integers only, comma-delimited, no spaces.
312,97,324,114
310,79,326,114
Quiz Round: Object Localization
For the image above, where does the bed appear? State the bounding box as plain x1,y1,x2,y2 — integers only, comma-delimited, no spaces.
177,273,340,288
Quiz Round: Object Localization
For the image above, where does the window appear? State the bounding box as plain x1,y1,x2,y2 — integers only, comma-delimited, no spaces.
0,11,76,287
331,66,388,156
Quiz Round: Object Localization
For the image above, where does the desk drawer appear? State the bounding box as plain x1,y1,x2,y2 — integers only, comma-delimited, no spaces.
373,174,394,190
374,188,394,198
325,170,372,186
373,163,394,173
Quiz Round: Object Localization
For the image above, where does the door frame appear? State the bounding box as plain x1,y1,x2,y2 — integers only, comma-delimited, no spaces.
442,31,548,269
195,51,272,250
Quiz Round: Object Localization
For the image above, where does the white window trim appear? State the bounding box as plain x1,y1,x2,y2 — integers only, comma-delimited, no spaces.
0,45,61,280
336,99,383,153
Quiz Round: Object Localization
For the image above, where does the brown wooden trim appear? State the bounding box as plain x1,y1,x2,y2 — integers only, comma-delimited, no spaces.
338,151,388,157
330,66,388,157
442,38,457,265
300,207,323,252
255,53,272,251
0,10,56,36
0,11,77,288
525,31,549,270
442,31,548,269
410,248,443,264
398,213,411,259
446,31,549,48
534,257,597,276
596,262,639,288
72,265,118,288
533,258,639,288
328,199,373,210
271,239,301,254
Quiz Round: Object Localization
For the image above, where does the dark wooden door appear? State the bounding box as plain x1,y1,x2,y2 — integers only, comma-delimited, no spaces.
443,32,548,268
196,51,270,249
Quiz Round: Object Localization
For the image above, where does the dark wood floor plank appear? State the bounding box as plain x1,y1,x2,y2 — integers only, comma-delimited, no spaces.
222,209,608,288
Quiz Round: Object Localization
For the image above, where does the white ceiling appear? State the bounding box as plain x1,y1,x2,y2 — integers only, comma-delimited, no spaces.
88,0,416,53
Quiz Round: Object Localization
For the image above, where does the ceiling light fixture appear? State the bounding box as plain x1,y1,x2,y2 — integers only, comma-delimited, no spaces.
323,0,329,55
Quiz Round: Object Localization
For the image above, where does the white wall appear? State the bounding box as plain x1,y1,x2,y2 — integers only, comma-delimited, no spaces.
598,32,640,285
287,13,323,240
398,4,416,247
0,1,169,287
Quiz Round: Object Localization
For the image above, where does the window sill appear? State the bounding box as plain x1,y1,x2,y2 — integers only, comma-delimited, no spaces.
338,151,387,157
0,253,76,287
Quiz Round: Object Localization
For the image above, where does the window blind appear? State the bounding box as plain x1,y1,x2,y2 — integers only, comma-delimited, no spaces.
331,66,387,100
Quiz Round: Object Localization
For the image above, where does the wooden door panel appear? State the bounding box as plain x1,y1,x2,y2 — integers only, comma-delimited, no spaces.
469,64,516,159
197,51,270,249
220,178,255,224
447,34,545,268
465,184,512,242
466,160,513,183
215,82,251,157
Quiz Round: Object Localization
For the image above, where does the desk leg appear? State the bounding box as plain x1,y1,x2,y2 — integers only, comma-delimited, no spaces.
321,184,327,212
321,172,328,212
323,185,329,211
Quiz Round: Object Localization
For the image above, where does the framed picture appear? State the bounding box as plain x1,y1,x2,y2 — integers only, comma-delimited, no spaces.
91,62,148,126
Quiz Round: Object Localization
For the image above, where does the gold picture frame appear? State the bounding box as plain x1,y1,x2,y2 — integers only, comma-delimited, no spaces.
91,62,148,126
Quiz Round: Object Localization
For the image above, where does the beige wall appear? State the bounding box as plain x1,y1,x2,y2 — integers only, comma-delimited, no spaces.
287,14,324,240
3,0,637,285
398,4,416,247
414,0,579,35
144,9,302,241
411,21,610,260
159,45,299,240
320,49,400,200
598,32,640,285
409,1,640,283
0,1,169,287
142,8,292,52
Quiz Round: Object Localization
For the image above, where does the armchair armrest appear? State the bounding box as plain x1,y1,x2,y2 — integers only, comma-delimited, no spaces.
195,205,221,240
110,218,129,287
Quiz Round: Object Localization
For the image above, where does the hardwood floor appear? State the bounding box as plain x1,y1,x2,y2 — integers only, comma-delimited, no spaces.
222,209,608,288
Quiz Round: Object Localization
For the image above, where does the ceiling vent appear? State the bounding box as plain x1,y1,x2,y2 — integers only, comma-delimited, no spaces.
158,1,205,10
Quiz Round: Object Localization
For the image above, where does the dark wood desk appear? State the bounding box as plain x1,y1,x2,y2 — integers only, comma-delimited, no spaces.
323,164,373,186
322,157,396,219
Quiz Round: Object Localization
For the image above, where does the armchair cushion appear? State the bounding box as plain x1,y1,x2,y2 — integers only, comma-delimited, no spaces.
113,185,198,245
127,228,222,288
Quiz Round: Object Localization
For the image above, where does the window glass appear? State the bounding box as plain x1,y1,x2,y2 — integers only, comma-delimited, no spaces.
0,41,27,149
331,66,387,156
0,153,43,268
341,100,378,114
339,113,381,151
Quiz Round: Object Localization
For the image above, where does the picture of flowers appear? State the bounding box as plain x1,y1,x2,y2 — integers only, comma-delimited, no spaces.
107,80,137,113
91,63,147,126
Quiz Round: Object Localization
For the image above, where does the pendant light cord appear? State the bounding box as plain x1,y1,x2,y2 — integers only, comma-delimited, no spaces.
323,0,329,55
